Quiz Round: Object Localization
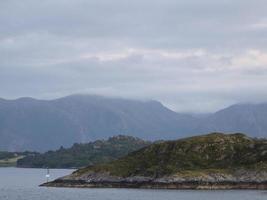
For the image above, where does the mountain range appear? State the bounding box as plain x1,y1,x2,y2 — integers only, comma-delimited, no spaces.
0,94,267,151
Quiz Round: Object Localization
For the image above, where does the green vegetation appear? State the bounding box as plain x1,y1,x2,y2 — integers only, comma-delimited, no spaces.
0,152,36,167
77,133,267,177
0,151,17,160
17,135,150,168
0,156,24,167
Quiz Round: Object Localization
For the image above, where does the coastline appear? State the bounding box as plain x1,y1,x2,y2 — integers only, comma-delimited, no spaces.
41,179,267,190
40,133,267,190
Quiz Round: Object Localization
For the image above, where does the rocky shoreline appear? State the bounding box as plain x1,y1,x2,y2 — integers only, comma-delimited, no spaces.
41,170,267,190
41,180,267,190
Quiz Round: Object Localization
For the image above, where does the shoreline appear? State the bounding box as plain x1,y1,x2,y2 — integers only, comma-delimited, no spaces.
41,180,267,190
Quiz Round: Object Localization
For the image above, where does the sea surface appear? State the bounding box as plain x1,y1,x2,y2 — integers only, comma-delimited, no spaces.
0,168,266,200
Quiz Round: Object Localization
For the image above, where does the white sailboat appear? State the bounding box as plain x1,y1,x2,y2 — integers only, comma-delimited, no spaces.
46,168,50,183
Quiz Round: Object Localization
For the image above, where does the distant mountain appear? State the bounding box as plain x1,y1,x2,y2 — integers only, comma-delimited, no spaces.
17,135,150,168
0,95,195,151
1,95,267,152
202,103,267,138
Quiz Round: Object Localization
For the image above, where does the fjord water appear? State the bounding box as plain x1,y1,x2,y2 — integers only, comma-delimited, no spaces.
0,168,266,200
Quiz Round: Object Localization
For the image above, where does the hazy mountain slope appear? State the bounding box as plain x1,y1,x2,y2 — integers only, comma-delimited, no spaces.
0,98,80,151
203,103,267,138
1,94,267,152
51,95,196,140
0,95,196,151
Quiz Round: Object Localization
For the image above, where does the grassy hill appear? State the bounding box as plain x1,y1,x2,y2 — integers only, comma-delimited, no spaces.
77,133,267,177
39,133,267,190
17,135,150,168
44,133,267,189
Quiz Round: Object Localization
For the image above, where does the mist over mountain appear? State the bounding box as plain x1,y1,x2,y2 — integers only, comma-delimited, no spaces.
0,95,266,152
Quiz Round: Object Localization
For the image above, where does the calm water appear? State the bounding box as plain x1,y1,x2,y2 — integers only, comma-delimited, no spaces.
0,168,266,200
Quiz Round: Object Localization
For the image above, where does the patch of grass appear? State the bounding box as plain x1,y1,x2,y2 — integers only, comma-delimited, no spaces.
0,156,25,167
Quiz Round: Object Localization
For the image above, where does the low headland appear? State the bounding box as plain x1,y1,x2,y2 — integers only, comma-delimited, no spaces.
17,135,150,168
0,152,35,167
42,133,267,190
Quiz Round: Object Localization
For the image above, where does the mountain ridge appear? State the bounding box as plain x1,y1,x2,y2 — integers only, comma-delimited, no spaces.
0,94,267,151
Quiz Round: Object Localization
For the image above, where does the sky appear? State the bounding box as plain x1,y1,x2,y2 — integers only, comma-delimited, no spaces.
1,0,267,113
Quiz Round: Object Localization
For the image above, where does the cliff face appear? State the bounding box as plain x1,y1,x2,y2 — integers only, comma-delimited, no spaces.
42,133,267,189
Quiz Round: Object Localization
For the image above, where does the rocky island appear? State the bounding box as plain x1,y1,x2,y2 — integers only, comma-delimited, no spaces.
42,133,267,189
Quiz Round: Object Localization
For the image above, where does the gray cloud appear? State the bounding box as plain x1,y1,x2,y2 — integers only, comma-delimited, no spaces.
1,0,267,112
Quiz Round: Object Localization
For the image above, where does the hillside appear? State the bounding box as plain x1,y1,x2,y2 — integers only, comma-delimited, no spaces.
1,95,267,152
0,95,195,151
43,133,267,189
202,103,267,138
17,135,150,168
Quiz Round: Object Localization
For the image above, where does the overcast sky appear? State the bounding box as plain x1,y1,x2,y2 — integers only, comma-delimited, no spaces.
1,0,267,112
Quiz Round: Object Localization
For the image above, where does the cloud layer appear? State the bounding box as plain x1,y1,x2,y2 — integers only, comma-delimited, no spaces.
1,0,267,112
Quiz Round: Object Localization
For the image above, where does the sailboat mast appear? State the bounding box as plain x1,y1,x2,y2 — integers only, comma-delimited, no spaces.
46,168,50,183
